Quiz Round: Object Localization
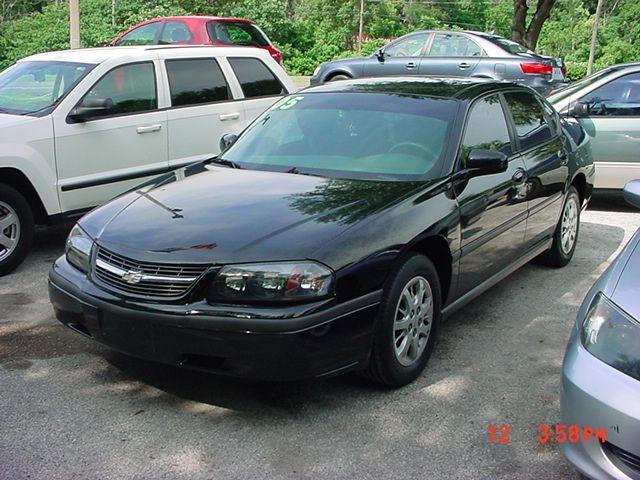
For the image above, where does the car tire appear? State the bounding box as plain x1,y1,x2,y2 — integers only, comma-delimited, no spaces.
362,254,441,388
537,185,580,268
0,183,35,276
328,74,351,82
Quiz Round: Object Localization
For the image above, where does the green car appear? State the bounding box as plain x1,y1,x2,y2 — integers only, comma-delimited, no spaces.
549,62,640,190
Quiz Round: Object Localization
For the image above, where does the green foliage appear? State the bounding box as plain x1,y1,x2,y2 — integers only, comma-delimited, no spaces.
0,0,638,78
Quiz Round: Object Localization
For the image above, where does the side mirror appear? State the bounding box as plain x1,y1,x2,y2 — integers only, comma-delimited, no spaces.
375,48,385,61
566,101,590,118
623,179,640,209
466,149,508,176
67,97,113,123
219,133,238,152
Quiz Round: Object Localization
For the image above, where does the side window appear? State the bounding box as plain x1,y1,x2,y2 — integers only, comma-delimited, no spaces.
116,22,161,46
80,62,157,118
461,94,512,164
165,58,230,107
504,91,552,150
228,58,285,98
160,21,192,44
581,72,640,117
429,34,483,57
384,34,428,57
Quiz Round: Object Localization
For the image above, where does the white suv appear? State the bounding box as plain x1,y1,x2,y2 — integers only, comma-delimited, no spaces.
0,45,294,274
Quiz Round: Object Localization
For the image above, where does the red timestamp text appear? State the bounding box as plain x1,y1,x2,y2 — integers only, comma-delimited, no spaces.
487,424,606,445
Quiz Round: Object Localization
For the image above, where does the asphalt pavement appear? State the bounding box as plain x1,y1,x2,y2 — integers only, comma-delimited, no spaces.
1,197,638,480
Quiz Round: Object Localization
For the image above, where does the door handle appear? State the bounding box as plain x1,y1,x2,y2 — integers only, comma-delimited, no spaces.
405,62,417,70
512,168,527,184
458,62,471,69
136,124,162,134
219,112,240,121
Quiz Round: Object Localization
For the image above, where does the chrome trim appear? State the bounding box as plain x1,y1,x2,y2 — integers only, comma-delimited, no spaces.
95,258,198,284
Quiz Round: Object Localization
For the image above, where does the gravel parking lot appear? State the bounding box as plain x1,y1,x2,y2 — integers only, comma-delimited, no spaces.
0,197,638,480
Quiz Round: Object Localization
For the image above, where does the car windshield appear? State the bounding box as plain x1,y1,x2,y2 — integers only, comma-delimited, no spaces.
0,60,93,115
484,36,533,55
207,21,270,47
548,68,620,103
221,92,458,181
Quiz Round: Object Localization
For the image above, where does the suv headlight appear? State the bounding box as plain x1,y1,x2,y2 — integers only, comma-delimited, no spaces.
65,225,93,273
581,292,640,382
312,65,322,77
207,262,334,304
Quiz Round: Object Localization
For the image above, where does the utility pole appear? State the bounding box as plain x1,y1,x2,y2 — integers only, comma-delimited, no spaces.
69,0,80,49
357,0,364,53
587,0,605,75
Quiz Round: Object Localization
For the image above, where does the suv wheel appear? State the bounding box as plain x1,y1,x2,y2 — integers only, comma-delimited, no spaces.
328,74,351,82
0,184,34,275
363,254,441,388
538,186,580,268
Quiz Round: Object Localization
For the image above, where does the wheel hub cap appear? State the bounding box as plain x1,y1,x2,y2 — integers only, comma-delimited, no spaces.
561,197,578,254
393,276,434,367
0,201,20,262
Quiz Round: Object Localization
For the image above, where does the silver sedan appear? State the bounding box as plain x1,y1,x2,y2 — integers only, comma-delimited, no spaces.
561,179,640,479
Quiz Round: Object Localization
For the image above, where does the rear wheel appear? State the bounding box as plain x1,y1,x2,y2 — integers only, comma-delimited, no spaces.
538,186,580,268
328,74,351,82
363,254,441,388
0,184,34,275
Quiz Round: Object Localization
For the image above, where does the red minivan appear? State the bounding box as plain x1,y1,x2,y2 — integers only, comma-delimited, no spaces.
109,16,283,65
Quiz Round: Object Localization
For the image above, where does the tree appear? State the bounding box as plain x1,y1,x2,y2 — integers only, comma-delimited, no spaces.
511,0,557,50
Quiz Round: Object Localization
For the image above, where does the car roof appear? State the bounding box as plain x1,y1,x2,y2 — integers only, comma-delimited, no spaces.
20,45,269,64
140,15,255,24
301,77,522,101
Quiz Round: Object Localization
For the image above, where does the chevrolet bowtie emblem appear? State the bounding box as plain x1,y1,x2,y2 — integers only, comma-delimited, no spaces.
121,270,144,284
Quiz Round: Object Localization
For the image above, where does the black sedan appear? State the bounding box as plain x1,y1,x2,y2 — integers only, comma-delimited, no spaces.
49,78,594,387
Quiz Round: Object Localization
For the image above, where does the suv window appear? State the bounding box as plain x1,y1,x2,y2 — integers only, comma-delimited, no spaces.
461,94,512,163
166,58,230,107
228,58,284,98
160,21,192,44
116,22,161,46
429,33,483,57
504,91,553,150
384,34,428,57
207,21,269,47
580,72,640,117
79,62,157,118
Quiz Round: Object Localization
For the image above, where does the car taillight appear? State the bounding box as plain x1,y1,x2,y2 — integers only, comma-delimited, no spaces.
561,65,567,77
520,63,553,75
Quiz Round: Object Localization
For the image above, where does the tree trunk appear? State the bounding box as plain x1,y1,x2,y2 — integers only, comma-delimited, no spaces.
511,0,557,51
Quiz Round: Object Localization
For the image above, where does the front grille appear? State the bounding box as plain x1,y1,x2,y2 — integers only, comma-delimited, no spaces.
603,441,640,474
93,246,210,298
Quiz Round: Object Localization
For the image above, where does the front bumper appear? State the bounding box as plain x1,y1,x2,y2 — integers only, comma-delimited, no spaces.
49,257,380,381
561,326,640,479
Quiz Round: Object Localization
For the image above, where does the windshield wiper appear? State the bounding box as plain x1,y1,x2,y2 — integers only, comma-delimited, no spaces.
285,167,323,178
206,157,243,169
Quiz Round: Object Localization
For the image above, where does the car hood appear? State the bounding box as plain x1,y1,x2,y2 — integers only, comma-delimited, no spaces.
80,163,420,265
610,233,640,320
0,113,38,130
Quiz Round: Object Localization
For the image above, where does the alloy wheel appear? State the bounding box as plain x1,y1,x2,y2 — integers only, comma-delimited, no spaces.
561,196,579,254
0,201,20,262
393,276,434,367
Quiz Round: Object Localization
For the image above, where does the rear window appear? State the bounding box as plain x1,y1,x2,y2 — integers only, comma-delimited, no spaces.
504,91,553,151
207,21,269,47
228,58,285,98
483,35,532,55
165,58,230,107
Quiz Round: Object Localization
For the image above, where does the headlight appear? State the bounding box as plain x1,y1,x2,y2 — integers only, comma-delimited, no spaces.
581,292,640,382
65,225,93,273
313,65,322,77
207,262,334,304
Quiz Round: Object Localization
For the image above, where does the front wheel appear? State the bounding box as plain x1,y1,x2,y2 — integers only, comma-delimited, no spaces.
0,184,34,275
538,186,580,268
363,254,441,388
